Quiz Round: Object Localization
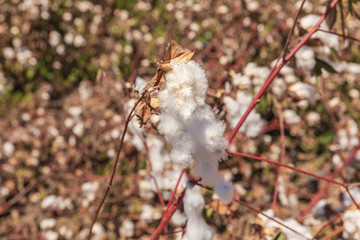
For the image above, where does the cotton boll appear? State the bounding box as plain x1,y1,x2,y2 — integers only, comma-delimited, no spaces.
224,90,265,137
183,185,215,240
141,204,154,223
171,210,187,226
342,209,360,239
232,73,251,87
146,134,169,172
135,77,147,92
158,59,233,203
283,109,301,125
119,219,135,238
288,82,316,102
271,78,287,98
295,46,316,72
300,14,339,51
306,111,320,127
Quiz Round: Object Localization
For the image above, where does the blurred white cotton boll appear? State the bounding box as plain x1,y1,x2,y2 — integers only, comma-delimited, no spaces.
295,46,316,72
40,218,56,229
306,111,320,127
224,91,265,137
343,209,360,239
119,219,135,238
141,204,154,223
283,109,301,125
171,210,187,226
183,185,215,240
288,82,316,102
300,14,339,50
135,77,147,92
258,209,312,239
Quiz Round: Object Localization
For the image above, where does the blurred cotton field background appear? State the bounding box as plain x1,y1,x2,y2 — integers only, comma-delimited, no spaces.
1,0,360,239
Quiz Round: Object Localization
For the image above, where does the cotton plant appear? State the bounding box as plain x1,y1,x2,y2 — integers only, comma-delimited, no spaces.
157,58,234,204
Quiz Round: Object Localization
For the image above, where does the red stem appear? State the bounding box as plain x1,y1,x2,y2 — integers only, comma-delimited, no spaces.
151,188,186,240
227,0,339,143
227,150,346,187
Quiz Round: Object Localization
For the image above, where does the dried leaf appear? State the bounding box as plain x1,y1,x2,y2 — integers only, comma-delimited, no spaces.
209,199,231,216
150,97,159,108
134,95,158,127
159,51,195,72
135,41,194,127
326,0,337,29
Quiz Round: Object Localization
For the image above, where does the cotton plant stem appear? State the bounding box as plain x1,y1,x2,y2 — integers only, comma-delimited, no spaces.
164,169,185,215
319,227,344,240
87,95,144,240
227,150,346,187
151,187,186,240
312,213,342,239
227,0,339,143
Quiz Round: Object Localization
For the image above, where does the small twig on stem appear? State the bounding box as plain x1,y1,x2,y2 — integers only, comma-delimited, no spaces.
233,198,312,240
87,93,145,240
317,28,360,43
312,213,342,239
282,0,307,62
227,150,346,187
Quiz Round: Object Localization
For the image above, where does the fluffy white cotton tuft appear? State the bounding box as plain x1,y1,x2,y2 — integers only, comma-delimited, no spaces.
224,91,265,137
295,46,316,72
183,185,215,240
342,209,360,239
158,60,233,203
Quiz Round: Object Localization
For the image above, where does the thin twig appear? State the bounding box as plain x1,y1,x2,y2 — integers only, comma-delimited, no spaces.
227,150,346,187
233,199,312,240
282,0,307,62
317,28,360,43
87,94,145,240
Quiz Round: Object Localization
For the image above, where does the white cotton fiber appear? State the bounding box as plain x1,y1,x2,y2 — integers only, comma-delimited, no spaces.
224,90,265,138
158,60,233,203
295,46,316,72
183,185,215,240
342,209,360,239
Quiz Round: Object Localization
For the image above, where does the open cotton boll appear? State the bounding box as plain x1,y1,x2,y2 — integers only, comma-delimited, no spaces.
300,14,339,51
183,185,215,240
224,90,265,138
158,60,233,203
135,77,147,92
342,209,360,239
295,46,316,72
288,82,316,102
